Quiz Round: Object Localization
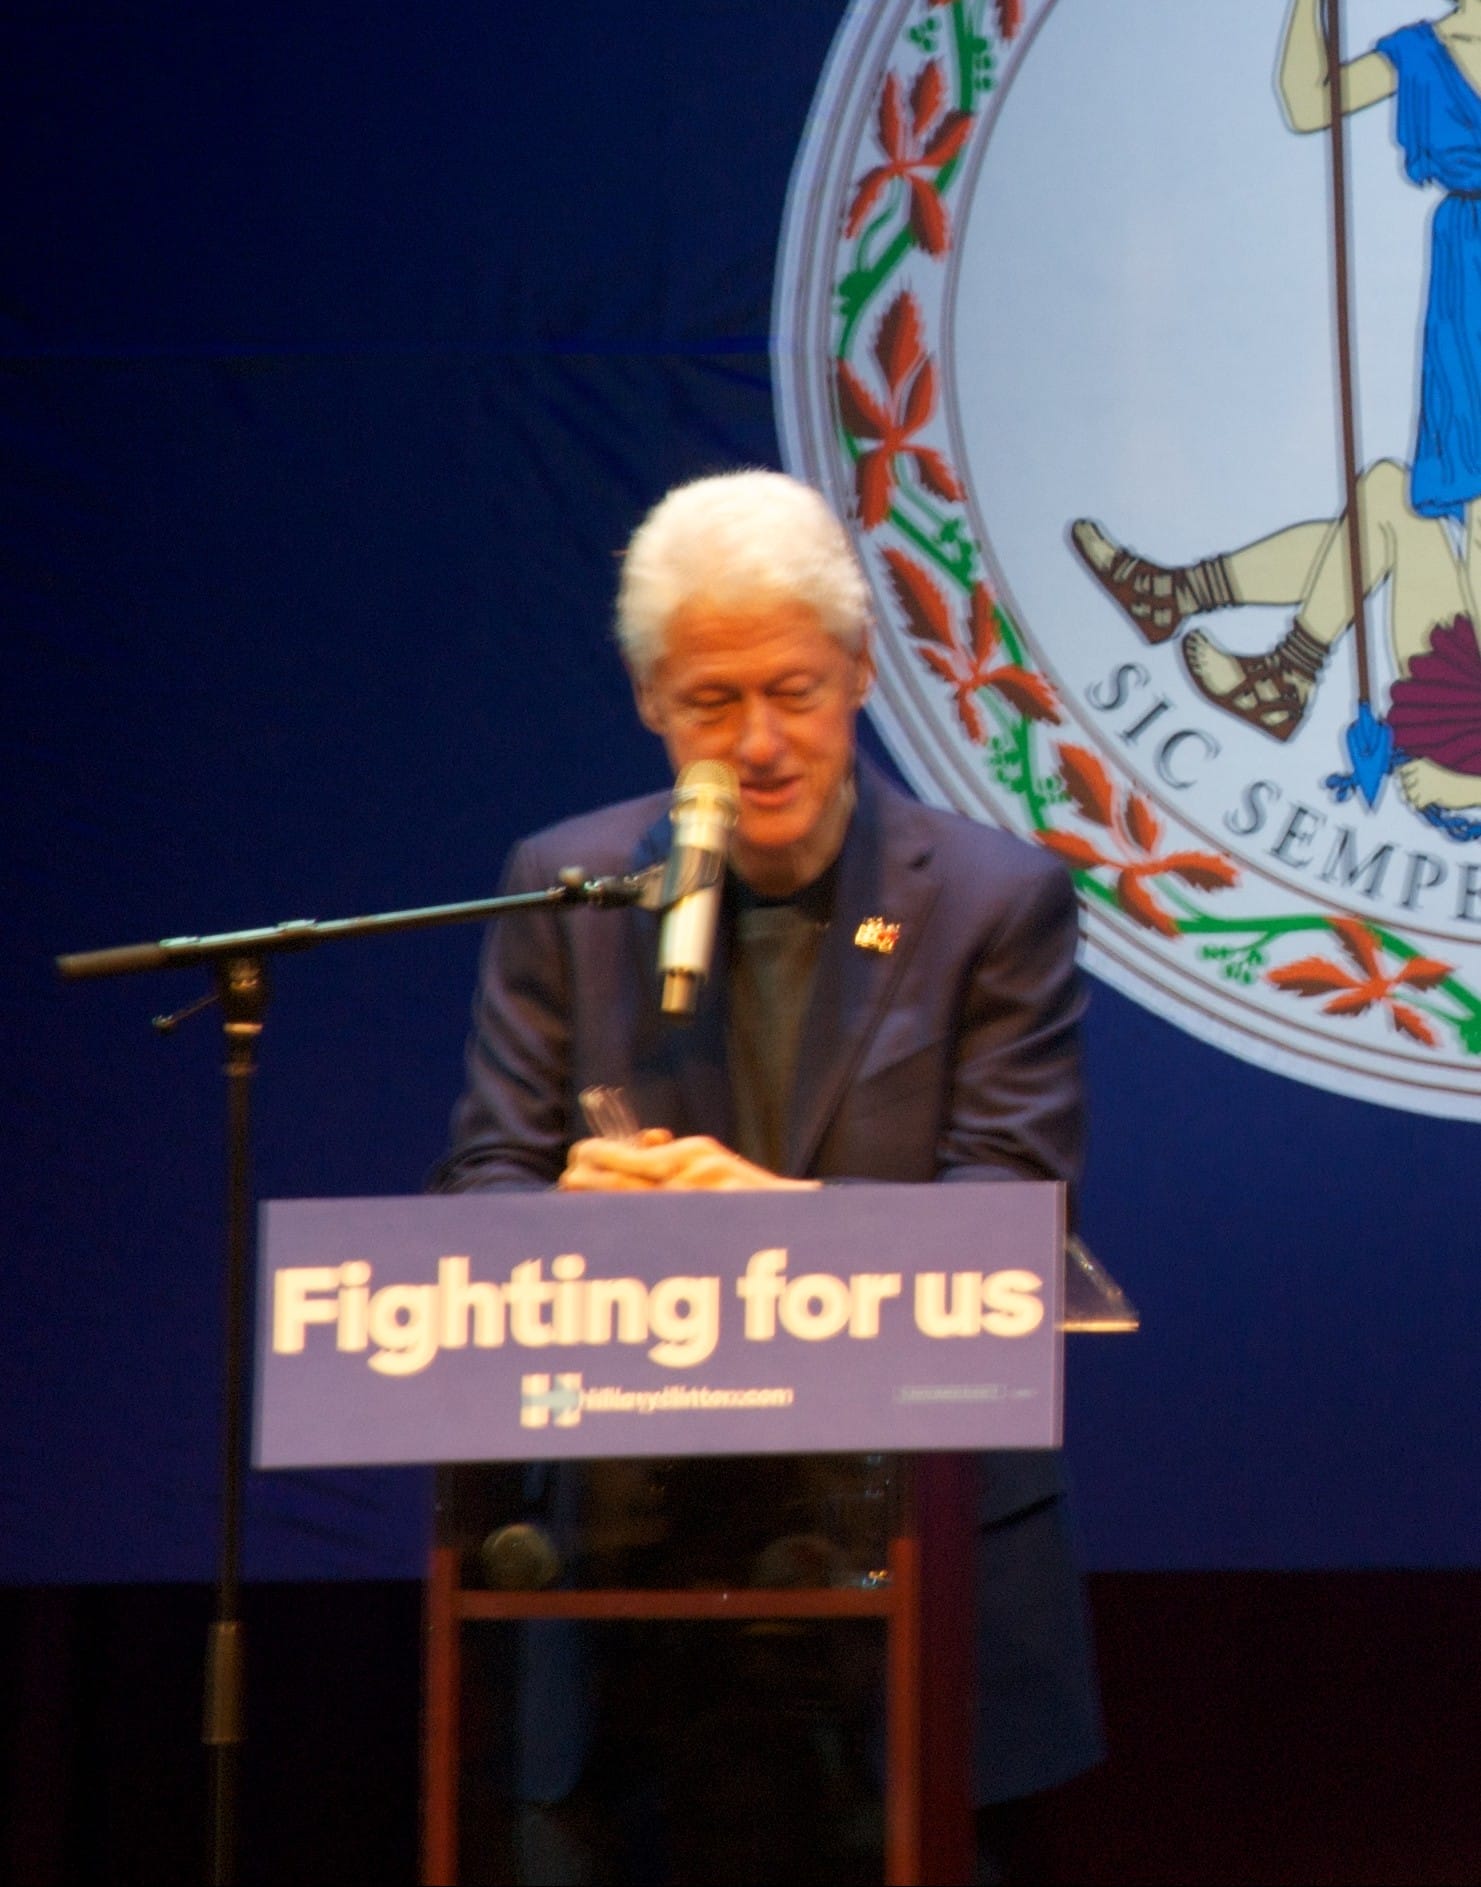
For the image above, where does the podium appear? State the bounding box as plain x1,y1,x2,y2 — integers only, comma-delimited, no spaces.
428,1449,973,1879
426,1451,984,1886
255,1187,1132,1886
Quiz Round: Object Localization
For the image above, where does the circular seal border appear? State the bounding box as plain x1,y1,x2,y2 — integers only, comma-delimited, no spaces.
773,0,1481,1120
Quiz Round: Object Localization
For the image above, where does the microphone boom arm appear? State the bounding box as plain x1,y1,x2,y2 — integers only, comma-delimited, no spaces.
55,865,662,982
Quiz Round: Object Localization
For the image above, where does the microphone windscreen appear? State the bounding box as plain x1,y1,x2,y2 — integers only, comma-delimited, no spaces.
673,758,739,817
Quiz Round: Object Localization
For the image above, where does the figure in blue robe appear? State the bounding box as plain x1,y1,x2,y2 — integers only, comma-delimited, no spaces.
1378,21,1481,520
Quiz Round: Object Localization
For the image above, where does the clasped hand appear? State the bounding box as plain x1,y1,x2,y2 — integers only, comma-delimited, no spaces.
558,1128,820,1193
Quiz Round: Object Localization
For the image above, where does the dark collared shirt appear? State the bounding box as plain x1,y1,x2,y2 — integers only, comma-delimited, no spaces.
725,861,838,1172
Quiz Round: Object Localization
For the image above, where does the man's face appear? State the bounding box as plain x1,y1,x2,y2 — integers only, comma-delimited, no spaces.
632,595,875,894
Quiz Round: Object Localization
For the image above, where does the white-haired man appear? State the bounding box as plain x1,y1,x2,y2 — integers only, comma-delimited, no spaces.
437,470,1100,1881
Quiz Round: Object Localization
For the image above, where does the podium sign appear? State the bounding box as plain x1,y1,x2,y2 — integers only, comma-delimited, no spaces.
254,1183,1063,1467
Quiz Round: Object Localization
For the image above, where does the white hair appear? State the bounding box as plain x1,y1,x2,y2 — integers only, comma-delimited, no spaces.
615,470,870,676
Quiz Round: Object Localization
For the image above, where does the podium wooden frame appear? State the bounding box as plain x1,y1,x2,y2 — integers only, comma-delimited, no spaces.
421,1453,977,1887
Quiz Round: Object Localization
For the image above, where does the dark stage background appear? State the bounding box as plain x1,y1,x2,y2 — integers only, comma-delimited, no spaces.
2,1,1477,1879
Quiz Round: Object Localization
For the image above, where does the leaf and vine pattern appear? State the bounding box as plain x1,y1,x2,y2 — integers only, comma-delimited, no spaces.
836,294,961,528
1268,919,1453,1048
881,548,1058,741
1036,746,1237,937
846,67,974,257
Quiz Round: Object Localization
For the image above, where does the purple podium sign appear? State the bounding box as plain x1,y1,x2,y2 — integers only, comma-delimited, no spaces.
253,1183,1064,1467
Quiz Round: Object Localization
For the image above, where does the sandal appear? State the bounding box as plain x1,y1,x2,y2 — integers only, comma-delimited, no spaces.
1181,622,1326,742
1070,519,1192,644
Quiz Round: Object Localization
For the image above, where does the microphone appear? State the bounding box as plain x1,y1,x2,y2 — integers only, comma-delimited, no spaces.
657,760,739,1017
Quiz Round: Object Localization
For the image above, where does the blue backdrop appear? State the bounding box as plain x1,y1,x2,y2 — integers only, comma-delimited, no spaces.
3,0,1474,1583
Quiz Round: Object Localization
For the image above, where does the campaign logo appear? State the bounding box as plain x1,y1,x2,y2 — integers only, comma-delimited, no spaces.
520,1372,583,1429
773,0,1481,1119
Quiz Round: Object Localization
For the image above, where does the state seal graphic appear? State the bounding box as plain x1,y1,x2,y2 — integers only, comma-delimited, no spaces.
773,0,1481,1119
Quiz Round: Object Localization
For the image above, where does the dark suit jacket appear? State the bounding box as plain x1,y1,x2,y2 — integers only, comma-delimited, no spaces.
436,758,1102,1802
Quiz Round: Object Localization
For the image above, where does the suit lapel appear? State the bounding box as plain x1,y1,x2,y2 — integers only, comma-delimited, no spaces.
785,765,939,1176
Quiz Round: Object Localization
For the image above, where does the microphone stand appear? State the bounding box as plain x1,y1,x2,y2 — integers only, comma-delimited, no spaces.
55,866,656,1887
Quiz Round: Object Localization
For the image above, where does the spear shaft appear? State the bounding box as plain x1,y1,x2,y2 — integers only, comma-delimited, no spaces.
1325,0,1374,705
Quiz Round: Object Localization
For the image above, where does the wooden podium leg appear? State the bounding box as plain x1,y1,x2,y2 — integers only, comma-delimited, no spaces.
884,1528,922,1887
916,1454,977,1887
423,1545,461,1887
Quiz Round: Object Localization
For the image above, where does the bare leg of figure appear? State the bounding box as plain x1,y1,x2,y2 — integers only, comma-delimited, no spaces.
1219,521,1331,608
1296,462,1458,649
1071,514,1332,644
1183,461,1456,741
1068,521,1242,643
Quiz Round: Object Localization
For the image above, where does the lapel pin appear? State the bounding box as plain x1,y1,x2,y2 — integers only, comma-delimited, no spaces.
853,917,901,955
